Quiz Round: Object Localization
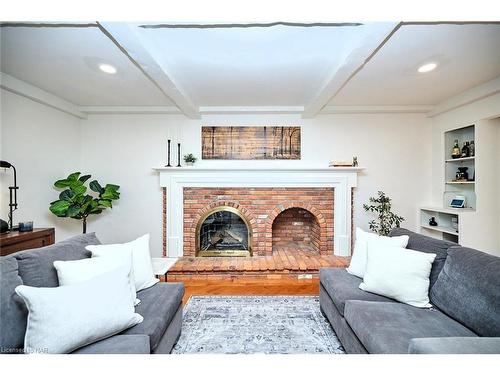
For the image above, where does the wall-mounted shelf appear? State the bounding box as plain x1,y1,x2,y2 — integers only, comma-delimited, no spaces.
420,224,459,236
445,156,475,163
445,181,475,185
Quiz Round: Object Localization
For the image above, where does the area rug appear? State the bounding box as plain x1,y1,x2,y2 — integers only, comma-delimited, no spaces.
172,296,345,354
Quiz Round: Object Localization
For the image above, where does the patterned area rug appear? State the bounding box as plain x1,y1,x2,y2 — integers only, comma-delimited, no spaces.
172,296,345,354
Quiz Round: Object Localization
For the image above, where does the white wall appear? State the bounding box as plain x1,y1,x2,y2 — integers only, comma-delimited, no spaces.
430,93,500,254
0,89,83,240
81,113,432,257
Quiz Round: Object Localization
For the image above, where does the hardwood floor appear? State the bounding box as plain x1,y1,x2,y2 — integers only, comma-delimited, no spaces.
176,277,321,305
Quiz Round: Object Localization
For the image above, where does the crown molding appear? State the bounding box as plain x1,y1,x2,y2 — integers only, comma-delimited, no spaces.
427,76,500,118
0,72,87,119
320,105,434,114
80,106,182,114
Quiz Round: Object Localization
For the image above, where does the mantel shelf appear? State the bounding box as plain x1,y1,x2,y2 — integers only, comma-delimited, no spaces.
153,166,366,172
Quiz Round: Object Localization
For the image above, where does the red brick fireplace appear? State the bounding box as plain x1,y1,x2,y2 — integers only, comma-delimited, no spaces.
180,187,334,257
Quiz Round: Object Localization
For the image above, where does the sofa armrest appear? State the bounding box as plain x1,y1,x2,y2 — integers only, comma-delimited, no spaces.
408,337,500,354
71,334,150,354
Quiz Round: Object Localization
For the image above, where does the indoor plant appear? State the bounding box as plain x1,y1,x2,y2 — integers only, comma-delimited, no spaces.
183,153,197,166
49,172,120,233
363,191,404,236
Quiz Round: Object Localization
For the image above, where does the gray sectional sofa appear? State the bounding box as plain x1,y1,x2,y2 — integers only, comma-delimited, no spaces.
320,228,500,354
0,233,184,354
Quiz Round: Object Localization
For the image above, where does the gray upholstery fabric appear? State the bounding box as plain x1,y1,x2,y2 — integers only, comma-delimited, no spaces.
320,268,394,316
13,232,99,287
152,304,183,354
430,246,500,337
408,337,500,354
319,285,367,354
124,282,184,351
344,300,477,354
389,228,453,287
0,257,28,352
71,335,150,354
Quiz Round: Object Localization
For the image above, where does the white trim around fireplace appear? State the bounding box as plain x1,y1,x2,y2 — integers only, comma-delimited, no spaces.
154,167,364,257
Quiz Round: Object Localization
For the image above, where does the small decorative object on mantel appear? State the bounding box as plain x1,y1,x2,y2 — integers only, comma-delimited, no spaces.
177,143,182,167
49,172,120,233
352,156,359,167
428,217,438,227
329,160,353,167
183,153,197,166
165,139,172,167
363,191,405,236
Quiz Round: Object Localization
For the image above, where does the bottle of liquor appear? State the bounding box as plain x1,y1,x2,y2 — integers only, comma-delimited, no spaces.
452,139,461,159
469,140,475,157
461,142,470,158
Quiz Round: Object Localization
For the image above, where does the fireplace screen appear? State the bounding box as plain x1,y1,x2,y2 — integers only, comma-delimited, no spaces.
196,207,251,257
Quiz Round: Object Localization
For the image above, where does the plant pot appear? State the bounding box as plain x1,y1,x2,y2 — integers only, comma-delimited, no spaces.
186,162,194,167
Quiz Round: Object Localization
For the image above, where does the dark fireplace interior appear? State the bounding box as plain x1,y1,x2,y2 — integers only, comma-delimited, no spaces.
197,209,250,257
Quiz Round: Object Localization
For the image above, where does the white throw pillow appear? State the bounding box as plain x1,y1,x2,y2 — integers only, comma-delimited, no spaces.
346,227,409,278
359,242,436,308
54,251,140,306
15,266,143,354
87,234,159,292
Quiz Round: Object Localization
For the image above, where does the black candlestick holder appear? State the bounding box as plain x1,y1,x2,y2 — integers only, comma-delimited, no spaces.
165,139,172,167
177,143,182,167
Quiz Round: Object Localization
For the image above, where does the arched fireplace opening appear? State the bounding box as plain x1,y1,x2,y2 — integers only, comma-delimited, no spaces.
196,207,252,257
272,207,321,252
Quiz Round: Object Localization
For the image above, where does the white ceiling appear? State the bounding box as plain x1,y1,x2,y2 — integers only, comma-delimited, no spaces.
0,26,173,106
1,22,499,116
330,24,500,106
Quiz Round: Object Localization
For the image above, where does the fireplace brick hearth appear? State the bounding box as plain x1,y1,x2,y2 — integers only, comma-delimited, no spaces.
180,187,334,257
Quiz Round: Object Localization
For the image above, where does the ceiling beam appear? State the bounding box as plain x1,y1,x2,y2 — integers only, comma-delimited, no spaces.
97,22,200,119
302,22,402,119
427,76,500,118
0,72,87,119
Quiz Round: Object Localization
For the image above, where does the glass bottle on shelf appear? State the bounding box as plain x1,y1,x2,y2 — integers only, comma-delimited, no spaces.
461,141,470,158
451,139,461,159
469,140,475,157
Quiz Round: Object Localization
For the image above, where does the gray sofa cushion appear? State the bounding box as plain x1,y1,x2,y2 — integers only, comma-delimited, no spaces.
429,246,500,337
124,282,184,351
408,337,500,354
389,228,453,287
344,300,476,354
71,334,150,354
0,257,28,352
319,268,394,316
14,233,99,287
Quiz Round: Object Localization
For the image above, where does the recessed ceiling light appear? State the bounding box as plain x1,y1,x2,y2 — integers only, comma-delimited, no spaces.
98,63,117,74
417,62,437,73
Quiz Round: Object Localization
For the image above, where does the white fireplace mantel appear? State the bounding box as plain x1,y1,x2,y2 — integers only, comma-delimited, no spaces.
154,166,365,257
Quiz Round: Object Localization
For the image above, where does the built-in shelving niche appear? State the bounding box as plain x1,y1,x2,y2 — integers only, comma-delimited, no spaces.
444,124,476,210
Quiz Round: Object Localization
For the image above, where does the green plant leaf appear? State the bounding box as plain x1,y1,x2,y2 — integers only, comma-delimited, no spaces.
89,180,104,194
78,174,92,183
72,184,87,196
67,172,81,181
98,199,112,208
66,204,81,218
59,189,74,201
49,200,70,216
105,184,120,191
54,179,72,188
90,208,103,215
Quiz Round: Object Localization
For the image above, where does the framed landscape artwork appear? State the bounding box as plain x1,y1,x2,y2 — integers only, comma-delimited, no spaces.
202,126,301,160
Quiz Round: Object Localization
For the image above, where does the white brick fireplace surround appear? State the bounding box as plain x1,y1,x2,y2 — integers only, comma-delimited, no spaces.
154,167,364,258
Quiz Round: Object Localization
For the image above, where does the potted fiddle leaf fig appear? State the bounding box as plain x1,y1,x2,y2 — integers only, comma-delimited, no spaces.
49,172,120,233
